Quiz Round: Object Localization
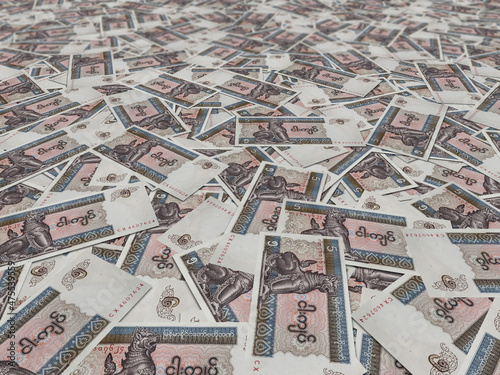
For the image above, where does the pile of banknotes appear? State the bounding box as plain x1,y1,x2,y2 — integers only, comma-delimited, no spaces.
1,0,500,374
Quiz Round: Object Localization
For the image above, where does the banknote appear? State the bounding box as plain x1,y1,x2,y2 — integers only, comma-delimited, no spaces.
84,37,120,53
131,70,217,108
320,92,402,128
231,101,291,117
158,197,235,254
215,146,273,202
367,95,447,160
232,12,273,31
10,245,123,317
277,199,416,272
355,192,453,228
101,13,136,37
70,323,246,375
194,117,237,148
109,94,189,138
386,34,434,60
30,65,57,79
347,265,403,313
88,244,123,265
91,82,133,96
469,51,500,79
34,151,110,207
0,251,150,374
67,51,115,91
457,297,500,374
174,235,254,322
205,162,327,291
410,182,500,229
235,116,364,146
0,183,156,269
118,189,206,280
0,182,42,215
402,81,433,98
325,181,359,207
0,48,46,70
260,146,289,166
353,274,492,375
484,130,500,159
45,54,71,72
60,107,126,149
213,34,272,53
317,146,372,183
464,83,500,129
121,277,204,323
175,107,210,140
22,172,53,191
0,129,89,191
136,26,188,47
192,90,231,107
374,57,424,82
389,181,438,202
170,66,216,84
356,328,413,375
279,60,381,97
434,116,500,182
14,25,77,41
354,23,404,46
291,82,360,107
392,157,500,196
44,164,63,179
0,73,45,105
116,50,189,72
437,42,465,60
341,151,418,198
0,88,103,134
0,99,107,151
93,126,227,200
246,233,365,375
404,229,500,297
324,49,387,75
210,73,297,109
227,162,326,237
275,145,348,168
84,149,137,188
0,264,26,324
415,62,482,104
427,22,500,37
264,29,308,50
187,45,241,68
5,42,71,55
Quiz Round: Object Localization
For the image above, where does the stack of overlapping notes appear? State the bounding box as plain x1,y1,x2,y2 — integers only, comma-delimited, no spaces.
0,0,500,374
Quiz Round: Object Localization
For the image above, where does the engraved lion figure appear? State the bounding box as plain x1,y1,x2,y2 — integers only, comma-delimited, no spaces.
259,251,341,307
196,264,254,321
0,211,56,262
104,327,160,375
0,361,37,374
